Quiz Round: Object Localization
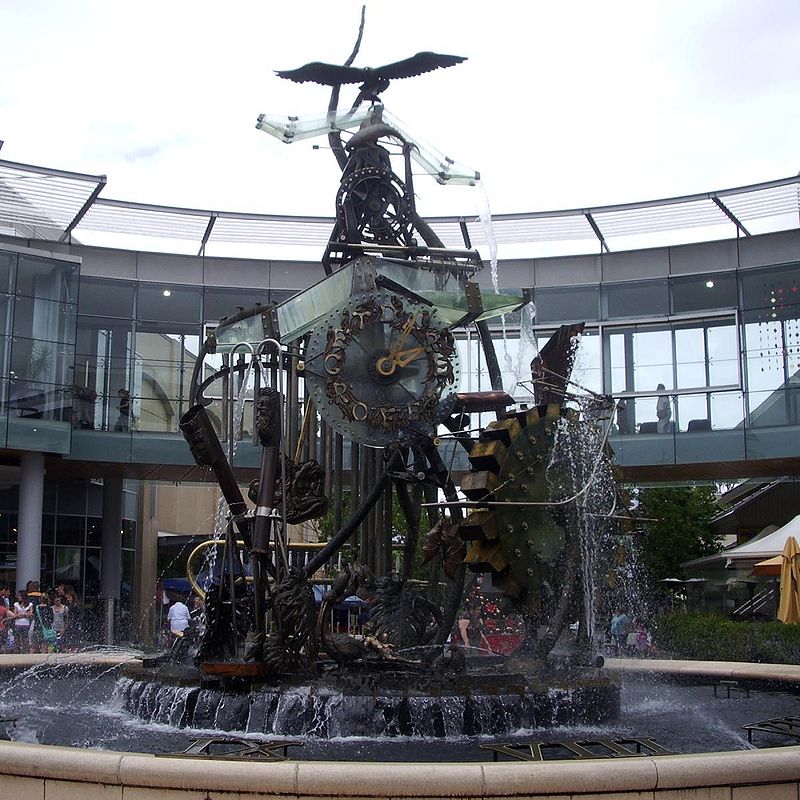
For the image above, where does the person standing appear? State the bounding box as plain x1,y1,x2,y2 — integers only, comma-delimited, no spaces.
50,594,68,647
114,388,131,431
610,608,630,654
12,591,33,653
656,384,672,433
167,596,191,638
30,594,55,654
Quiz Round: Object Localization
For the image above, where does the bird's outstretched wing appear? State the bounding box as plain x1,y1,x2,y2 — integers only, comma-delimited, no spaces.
275,62,368,86
375,52,467,80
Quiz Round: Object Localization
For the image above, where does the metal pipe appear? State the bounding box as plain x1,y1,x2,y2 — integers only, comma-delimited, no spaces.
303,451,402,578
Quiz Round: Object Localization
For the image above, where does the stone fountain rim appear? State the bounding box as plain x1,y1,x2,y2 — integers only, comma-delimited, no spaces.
2,653,800,799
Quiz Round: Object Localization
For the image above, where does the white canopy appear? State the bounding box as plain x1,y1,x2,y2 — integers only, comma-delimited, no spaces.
721,515,800,562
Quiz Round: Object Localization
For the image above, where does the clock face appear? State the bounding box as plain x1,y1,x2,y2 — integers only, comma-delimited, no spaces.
303,291,460,446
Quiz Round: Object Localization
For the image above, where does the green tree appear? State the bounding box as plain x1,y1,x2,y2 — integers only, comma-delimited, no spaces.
638,486,720,582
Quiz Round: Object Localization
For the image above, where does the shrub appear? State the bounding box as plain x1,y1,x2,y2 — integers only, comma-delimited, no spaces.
652,612,800,663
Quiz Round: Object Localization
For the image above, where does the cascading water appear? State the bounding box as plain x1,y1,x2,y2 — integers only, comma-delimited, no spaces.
474,180,539,396
547,408,619,648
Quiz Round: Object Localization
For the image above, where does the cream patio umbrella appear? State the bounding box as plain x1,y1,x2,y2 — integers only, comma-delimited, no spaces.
777,536,800,624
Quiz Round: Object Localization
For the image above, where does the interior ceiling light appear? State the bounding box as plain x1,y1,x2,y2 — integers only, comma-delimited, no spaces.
705,280,714,288
163,289,172,297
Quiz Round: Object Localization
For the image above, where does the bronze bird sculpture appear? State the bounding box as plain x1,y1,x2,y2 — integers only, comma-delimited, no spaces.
276,51,467,111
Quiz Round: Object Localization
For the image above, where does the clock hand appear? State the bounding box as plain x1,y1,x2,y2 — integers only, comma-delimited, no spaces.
392,346,426,368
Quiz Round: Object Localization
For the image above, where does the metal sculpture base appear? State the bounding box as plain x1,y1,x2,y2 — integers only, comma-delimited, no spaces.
118,655,619,739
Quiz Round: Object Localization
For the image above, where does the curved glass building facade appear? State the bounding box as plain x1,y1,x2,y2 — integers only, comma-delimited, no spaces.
0,157,798,636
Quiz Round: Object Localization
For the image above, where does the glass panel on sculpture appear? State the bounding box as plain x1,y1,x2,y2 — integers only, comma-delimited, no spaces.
137,284,201,323
672,273,738,314
16,256,78,303
632,329,673,390
79,278,135,318
603,279,669,319
711,391,744,430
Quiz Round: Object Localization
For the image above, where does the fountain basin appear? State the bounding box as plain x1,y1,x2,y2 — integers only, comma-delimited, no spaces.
2,654,800,798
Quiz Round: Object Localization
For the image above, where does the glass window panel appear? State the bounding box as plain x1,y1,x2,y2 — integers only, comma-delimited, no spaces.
0,513,12,544
533,286,599,324
608,333,627,394
633,396,660,431
138,284,201,323
122,519,136,550
675,328,706,389
710,391,744,430
56,482,87,515
675,394,707,432
204,288,269,324
79,277,136,318
671,273,738,314
0,250,16,292
740,263,800,312
744,319,785,394
632,329,673,391
85,517,102,548
603,280,668,319
55,546,82,585
9,338,75,387
707,325,739,386
571,330,601,395
13,295,77,344
135,395,178,432
41,515,55,546
0,486,19,513
56,516,84,546
6,380,73,422
0,295,11,339
16,256,79,303
84,548,101,599
747,388,788,427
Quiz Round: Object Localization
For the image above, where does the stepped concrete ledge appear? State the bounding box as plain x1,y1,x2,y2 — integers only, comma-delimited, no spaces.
0,650,144,669
1,654,800,798
605,656,800,683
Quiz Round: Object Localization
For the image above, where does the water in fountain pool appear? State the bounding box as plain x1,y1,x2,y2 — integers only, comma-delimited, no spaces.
1,661,798,761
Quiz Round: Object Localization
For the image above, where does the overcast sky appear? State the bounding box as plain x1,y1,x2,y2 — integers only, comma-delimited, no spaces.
1,0,798,221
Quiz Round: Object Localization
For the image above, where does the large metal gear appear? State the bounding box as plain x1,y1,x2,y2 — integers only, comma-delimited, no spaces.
458,404,571,599
335,165,414,246
303,291,459,446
